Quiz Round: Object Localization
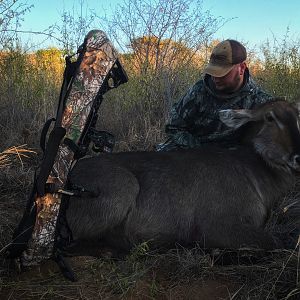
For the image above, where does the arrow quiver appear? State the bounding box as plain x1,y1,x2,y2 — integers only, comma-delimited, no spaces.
8,30,128,271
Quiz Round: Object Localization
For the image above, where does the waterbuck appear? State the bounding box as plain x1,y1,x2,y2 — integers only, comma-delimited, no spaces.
65,100,300,253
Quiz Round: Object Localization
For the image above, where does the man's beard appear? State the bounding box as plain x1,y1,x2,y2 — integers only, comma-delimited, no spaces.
215,73,242,94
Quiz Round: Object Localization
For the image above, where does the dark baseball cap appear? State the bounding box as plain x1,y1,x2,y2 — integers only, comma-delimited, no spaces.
203,40,247,77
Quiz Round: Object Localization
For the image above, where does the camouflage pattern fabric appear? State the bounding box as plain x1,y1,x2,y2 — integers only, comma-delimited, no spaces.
157,69,274,151
20,30,120,266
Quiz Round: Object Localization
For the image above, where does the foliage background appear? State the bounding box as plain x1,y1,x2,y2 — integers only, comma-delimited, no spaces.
0,1,299,151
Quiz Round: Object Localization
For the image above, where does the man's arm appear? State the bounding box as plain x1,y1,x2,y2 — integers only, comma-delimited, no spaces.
163,81,205,149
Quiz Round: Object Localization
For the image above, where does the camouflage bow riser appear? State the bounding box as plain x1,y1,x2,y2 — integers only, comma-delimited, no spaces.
19,30,124,266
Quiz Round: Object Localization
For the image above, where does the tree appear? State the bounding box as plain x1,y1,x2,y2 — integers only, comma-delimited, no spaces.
101,0,225,74
128,35,203,75
97,0,227,150
54,0,96,54
0,0,32,49
100,0,226,118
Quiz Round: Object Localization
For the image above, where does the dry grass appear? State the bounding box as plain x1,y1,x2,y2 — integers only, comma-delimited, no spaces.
0,244,299,299
0,146,36,261
0,145,36,169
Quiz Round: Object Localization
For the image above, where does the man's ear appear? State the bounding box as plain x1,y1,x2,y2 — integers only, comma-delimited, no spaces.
219,109,253,129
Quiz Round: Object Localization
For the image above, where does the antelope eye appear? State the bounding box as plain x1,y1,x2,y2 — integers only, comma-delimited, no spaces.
265,112,274,122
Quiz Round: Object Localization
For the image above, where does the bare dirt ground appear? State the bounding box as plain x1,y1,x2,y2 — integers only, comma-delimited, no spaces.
0,161,299,300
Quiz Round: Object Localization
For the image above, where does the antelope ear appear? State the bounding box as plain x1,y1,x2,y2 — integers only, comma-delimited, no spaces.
219,109,253,129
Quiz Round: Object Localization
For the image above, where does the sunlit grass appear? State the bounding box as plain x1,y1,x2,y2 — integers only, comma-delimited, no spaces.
0,145,36,168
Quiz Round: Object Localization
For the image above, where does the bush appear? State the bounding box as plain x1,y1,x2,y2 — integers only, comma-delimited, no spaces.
254,35,300,101
0,36,300,152
0,48,63,149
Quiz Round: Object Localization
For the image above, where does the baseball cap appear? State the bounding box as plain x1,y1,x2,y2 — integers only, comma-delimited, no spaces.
203,40,247,77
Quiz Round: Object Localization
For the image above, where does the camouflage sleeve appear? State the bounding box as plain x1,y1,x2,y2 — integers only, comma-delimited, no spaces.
164,81,204,149
248,79,274,108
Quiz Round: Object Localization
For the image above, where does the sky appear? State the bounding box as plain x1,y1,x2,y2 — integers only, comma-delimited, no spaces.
19,0,300,50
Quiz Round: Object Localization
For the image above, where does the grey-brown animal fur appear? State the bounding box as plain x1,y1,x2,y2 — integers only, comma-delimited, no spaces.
66,100,300,252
